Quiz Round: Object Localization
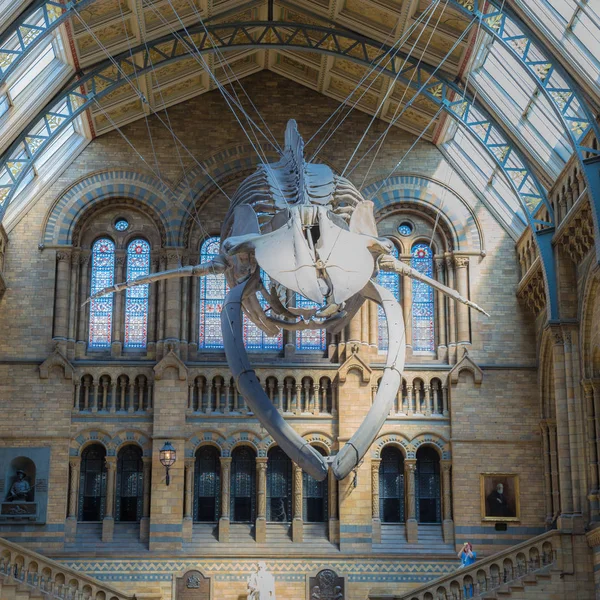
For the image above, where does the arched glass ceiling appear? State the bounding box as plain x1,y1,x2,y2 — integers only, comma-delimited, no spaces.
514,0,600,93
0,1,597,243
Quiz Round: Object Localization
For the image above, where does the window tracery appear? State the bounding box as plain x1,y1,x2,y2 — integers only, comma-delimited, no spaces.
295,294,326,352
411,243,435,353
124,239,150,349
89,238,115,349
377,244,400,351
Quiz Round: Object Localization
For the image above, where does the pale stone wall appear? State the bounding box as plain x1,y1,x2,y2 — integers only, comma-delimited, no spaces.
0,71,569,599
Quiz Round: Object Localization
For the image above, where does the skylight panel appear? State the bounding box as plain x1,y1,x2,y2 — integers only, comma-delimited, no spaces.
0,95,8,118
9,42,55,100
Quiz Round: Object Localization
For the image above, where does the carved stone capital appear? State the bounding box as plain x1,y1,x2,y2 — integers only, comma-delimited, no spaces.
115,255,126,267
79,251,90,265
454,256,469,269
105,456,117,470
56,250,71,262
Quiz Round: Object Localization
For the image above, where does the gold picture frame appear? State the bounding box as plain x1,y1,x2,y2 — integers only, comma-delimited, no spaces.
480,473,520,522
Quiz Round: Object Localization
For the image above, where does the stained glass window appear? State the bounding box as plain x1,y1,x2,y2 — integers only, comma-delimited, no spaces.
377,244,400,351
303,446,328,522
199,237,283,351
199,237,227,349
398,223,412,236
411,243,435,352
243,271,283,351
295,294,326,351
114,219,129,231
124,239,150,349
231,446,256,522
89,238,115,348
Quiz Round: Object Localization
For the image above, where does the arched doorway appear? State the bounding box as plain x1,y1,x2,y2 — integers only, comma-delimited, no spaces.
115,445,143,522
78,444,107,522
195,446,220,522
416,446,441,523
231,446,256,522
379,446,405,523
303,446,328,522
267,447,292,522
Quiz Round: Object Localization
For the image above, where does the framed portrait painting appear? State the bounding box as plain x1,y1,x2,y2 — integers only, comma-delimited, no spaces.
480,473,520,522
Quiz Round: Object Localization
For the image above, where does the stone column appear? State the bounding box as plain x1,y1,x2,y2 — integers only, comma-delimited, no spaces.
401,258,412,355
446,257,457,364
102,456,117,542
540,421,554,524
551,328,575,526
454,256,470,353
562,329,584,520
53,250,71,348
111,254,125,357
295,383,302,416
224,383,231,414
140,457,151,541
292,464,303,542
548,420,560,519
368,300,378,349
73,382,80,412
405,460,418,543
147,254,158,358
372,459,381,543
76,252,90,358
407,384,414,416
67,250,80,358
183,458,195,541
328,467,338,543
583,382,599,521
165,251,182,350
442,384,449,417
441,461,454,543
110,381,117,413
180,255,190,360
593,380,600,506
65,458,80,542
256,457,268,543
361,304,369,348
189,273,199,359
156,252,167,357
425,384,432,416
219,457,231,542
435,258,447,360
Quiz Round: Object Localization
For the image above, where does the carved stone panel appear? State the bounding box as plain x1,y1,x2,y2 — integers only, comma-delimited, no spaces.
308,569,344,600
175,570,211,600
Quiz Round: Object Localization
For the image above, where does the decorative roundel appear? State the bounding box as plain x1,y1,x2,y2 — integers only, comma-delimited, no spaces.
398,222,413,236
414,245,428,259
114,219,129,231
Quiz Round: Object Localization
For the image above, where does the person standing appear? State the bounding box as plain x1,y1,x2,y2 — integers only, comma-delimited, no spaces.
458,542,476,568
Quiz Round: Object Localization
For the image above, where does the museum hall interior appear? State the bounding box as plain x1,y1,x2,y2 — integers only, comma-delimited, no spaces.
0,0,599,598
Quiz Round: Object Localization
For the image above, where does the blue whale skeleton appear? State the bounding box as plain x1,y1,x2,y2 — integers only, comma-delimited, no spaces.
88,120,488,481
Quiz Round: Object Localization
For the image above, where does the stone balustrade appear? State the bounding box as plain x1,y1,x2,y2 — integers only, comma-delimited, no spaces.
370,530,560,600
0,536,160,600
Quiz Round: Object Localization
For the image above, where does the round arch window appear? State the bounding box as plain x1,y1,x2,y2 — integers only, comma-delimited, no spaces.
114,219,129,232
398,222,413,236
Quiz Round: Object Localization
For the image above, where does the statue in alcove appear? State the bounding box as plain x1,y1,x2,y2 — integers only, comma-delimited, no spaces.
87,120,489,482
7,470,32,502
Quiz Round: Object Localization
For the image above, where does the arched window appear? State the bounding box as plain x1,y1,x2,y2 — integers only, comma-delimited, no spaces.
199,237,227,349
411,243,435,352
377,244,400,351
115,445,143,522
416,446,441,524
303,446,328,522
243,272,283,351
194,446,220,522
267,447,292,522
379,446,405,523
124,239,150,349
89,238,115,348
78,444,106,522
295,294,326,352
230,446,256,522
199,237,282,351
